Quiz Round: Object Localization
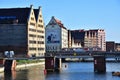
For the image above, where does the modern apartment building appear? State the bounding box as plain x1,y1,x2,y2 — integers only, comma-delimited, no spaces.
45,16,68,51
84,29,106,51
68,29,106,51
0,5,45,57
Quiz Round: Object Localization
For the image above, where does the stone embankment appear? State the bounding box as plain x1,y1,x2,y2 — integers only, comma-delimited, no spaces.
0,62,45,72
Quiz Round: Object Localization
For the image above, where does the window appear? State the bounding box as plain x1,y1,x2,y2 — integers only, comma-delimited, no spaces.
29,40,36,44
29,47,36,50
39,20,42,23
38,24,43,28
38,35,44,38
40,15,42,17
30,22,35,26
38,48,44,50
37,30,44,33
29,28,36,32
31,17,34,20
29,34,36,37
38,41,44,44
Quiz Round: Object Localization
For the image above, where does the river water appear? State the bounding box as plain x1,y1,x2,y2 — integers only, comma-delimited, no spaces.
0,62,120,80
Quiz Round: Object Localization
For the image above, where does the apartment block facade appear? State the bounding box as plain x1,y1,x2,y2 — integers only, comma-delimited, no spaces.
68,29,106,51
84,29,106,51
0,5,45,57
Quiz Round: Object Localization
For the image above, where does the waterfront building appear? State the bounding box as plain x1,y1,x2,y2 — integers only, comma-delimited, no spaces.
45,16,68,51
0,5,45,57
68,30,85,48
106,41,115,52
115,43,120,51
68,29,106,51
84,29,106,51
106,42,120,52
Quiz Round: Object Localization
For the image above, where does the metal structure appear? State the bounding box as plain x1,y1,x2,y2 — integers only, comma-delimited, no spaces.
45,51,120,59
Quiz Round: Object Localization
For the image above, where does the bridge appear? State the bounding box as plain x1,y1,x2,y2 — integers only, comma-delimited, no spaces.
45,51,120,58
2,51,120,73
45,51,120,73
2,51,120,59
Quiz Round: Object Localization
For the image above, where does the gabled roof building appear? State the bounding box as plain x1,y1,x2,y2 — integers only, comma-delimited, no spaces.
45,16,68,51
0,5,45,57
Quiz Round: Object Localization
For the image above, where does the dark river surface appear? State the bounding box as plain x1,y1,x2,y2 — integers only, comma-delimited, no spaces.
0,62,120,80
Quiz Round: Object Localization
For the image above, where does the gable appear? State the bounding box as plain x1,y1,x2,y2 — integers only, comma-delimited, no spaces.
28,7,36,27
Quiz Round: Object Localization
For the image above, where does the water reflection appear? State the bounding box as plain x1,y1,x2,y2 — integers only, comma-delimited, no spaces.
4,71,12,80
4,70,16,80
4,70,28,80
1,63,120,80
3,66,44,80
16,69,29,80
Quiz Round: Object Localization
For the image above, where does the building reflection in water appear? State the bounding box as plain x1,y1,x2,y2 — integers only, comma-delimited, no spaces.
3,65,45,80
4,69,28,80
4,70,16,80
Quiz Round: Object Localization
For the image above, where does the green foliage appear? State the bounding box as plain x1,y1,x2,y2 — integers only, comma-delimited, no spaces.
16,59,44,65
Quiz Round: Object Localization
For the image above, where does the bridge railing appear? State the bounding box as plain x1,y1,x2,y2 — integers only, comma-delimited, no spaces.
45,51,120,58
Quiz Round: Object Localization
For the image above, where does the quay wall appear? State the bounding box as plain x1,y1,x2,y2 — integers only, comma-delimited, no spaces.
0,62,45,72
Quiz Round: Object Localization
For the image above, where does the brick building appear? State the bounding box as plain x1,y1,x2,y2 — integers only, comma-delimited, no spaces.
106,41,115,52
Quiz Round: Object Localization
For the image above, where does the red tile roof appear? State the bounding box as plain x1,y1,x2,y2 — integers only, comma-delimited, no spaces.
54,17,67,30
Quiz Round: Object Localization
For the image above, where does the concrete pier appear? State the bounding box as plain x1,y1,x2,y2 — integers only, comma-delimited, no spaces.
4,60,16,71
94,56,106,73
45,57,62,72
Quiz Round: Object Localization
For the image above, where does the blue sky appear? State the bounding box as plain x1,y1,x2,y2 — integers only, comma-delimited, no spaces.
1,0,120,43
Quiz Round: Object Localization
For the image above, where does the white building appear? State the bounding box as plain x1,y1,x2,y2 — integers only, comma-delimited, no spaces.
45,16,68,51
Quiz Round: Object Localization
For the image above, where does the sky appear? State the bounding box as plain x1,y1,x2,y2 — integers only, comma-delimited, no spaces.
0,0,120,43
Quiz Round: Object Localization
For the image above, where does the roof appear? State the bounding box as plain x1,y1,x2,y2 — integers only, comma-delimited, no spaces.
0,8,31,24
53,16,67,30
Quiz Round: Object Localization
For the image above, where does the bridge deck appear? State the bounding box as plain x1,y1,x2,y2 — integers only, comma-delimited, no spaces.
1,51,120,60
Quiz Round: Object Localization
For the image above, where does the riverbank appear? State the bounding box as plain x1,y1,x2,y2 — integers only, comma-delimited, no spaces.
0,62,45,72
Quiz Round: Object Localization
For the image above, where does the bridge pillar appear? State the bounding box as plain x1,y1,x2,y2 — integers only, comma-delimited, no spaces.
0,59,4,66
45,57,62,72
94,56,106,73
4,60,16,71
55,58,62,71
61,58,66,62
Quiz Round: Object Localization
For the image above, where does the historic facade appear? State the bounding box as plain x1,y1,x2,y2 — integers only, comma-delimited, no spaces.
45,16,68,51
84,29,106,51
68,29,106,51
0,5,45,57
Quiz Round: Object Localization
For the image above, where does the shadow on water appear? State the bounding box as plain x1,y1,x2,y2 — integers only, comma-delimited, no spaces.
4,69,29,80
2,62,120,80
4,70,16,80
